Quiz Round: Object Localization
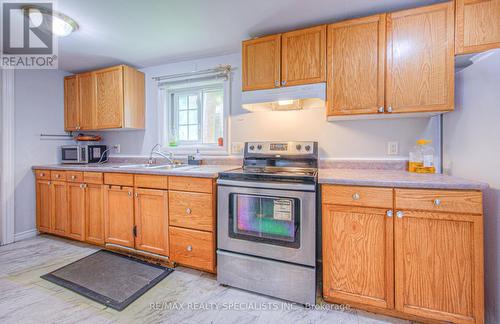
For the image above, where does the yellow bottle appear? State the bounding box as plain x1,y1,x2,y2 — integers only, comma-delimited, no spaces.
409,140,436,173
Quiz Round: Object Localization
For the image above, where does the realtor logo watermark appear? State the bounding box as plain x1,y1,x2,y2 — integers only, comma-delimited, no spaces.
1,1,58,69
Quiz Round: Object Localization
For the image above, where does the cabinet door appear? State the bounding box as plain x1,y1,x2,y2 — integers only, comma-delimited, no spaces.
85,184,105,245
94,66,124,129
104,185,134,247
322,204,394,309
327,15,386,116
134,189,169,256
456,0,500,54
67,182,85,241
64,75,79,131
78,72,95,130
242,34,281,91
394,210,484,323
386,2,454,114
36,180,52,233
51,181,68,236
282,25,326,87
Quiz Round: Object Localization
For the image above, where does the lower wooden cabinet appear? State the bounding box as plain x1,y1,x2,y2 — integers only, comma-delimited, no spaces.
103,185,135,248
322,185,484,324
51,180,68,236
36,180,52,233
85,184,105,245
134,188,169,256
169,226,214,272
67,182,86,241
322,204,393,309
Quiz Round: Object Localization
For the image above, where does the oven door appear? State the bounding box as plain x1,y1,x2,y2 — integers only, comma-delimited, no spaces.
217,180,316,267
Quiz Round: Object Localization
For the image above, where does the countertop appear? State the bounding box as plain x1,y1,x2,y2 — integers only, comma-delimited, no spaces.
318,168,488,190
32,163,240,178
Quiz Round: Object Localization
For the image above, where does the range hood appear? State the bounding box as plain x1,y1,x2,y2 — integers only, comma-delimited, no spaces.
241,83,326,112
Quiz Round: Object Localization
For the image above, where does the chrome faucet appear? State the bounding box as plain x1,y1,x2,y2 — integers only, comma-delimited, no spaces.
148,144,175,165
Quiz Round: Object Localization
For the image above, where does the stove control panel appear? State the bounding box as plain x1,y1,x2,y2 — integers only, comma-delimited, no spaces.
245,141,317,156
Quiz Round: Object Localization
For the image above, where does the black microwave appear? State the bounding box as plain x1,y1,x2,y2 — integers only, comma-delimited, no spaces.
61,145,107,164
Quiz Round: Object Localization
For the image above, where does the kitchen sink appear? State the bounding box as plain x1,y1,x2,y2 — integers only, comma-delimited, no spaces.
112,163,187,169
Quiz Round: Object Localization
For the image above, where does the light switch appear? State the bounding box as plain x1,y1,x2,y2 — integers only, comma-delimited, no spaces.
387,141,399,155
232,142,243,154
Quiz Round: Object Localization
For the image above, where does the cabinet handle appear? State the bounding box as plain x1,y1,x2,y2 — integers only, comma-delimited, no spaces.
433,199,441,206
71,175,76,180
386,210,393,218
48,181,52,185
128,191,132,196
378,106,384,113
387,106,393,113
80,184,85,189
134,192,138,197
186,245,193,252
40,172,45,177
55,174,60,178
281,80,287,86
352,193,360,200
186,208,192,215
396,211,404,218
274,80,279,87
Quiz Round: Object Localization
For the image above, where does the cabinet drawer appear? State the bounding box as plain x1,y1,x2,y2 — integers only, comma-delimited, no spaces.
395,189,483,215
104,173,134,186
169,227,214,272
84,172,103,184
322,185,393,209
66,171,84,182
134,174,168,189
35,169,51,180
50,171,66,181
169,191,213,231
169,176,213,193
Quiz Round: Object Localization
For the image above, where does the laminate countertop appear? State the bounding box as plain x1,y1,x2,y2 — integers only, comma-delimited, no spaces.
32,163,240,179
318,168,488,190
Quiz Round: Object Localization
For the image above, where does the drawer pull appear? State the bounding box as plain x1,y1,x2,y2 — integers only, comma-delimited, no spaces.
186,208,192,215
186,245,193,252
40,172,45,177
433,199,441,206
134,192,138,198
128,191,132,196
352,193,360,200
71,175,76,180
396,211,404,218
55,174,60,178
386,210,393,218
80,184,85,189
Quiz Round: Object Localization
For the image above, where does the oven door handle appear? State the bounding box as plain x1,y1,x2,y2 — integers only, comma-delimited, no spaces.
216,179,316,191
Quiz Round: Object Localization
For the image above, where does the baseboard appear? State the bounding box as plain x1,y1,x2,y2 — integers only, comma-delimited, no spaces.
14,229,38,242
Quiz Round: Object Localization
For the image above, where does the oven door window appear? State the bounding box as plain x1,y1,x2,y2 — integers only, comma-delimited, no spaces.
62,148,78,161
229,193,300,248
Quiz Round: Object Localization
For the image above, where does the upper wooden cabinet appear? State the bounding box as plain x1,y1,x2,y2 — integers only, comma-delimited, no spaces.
242,34,281,91
327,15,386,116
64,65,145,131
456,0,500,54
64,75,79,131
281,25,326,87
242,26,326,91
386,2,455,114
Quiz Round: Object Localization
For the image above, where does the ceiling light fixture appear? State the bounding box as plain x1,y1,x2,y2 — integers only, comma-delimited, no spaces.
23,5,79,37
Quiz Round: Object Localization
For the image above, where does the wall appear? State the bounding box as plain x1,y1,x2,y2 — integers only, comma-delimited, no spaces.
14,69,72,236
443,49,500,324
101,53,437,160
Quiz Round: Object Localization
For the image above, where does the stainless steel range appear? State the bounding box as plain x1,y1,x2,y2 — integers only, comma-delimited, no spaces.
217,141,318,305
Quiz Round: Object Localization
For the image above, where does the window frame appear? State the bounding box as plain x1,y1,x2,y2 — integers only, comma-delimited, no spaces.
158,78,230,155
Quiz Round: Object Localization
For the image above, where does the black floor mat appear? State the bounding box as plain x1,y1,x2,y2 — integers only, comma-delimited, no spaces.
41,250,174,311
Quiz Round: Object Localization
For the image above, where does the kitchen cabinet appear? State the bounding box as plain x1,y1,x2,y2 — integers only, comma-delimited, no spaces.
169,226,214,272
386,2,454,114
327,14,386,116
322,185,484,324
281,25,326,87
66,182,85,241
85,183,105,245
78,72,95,130
63,65,145,131
64,75,79,131
242,34,281,91
103,185,135,248
51,181,68,237
36,179,52,233
134,188,169,256
455,0,500,54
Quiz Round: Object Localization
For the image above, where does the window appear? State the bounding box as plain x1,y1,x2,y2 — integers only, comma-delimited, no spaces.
159,78,229,153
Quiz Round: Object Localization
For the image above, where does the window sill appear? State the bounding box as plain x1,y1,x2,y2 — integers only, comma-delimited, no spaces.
160,144,230,156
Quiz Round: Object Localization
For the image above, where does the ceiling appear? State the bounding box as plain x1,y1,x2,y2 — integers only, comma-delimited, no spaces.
57,0,445,72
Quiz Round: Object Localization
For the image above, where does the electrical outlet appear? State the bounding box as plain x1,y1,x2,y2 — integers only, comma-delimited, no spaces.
232,142,243,154
387,141,399,155
113,144,121,153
